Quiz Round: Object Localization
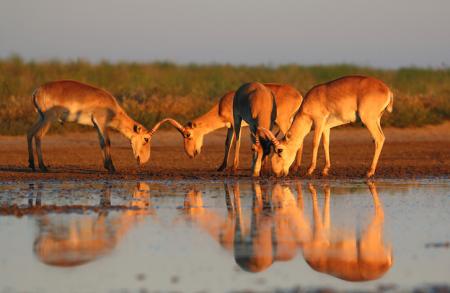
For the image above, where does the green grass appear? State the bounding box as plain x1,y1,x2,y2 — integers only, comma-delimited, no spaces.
0,55,449,135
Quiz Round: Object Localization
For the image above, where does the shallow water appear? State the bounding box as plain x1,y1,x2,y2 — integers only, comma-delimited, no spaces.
0,179,449,292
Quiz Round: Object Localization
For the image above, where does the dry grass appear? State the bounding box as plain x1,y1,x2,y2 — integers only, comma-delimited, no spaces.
0,55,449,135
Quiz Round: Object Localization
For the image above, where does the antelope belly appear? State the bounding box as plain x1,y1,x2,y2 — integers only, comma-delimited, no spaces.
65,111,94,126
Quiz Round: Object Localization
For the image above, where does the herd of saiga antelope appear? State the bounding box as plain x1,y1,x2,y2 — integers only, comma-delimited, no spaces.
27,75,393,177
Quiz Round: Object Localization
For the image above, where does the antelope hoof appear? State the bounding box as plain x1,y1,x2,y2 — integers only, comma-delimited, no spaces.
290,165,300,173
104,163,116,174
307,167,315,176
39,165,48,172
366,170,375,178
104,159,116,173
108,165,116,174
217,164,227,172
322,168,330,176
29,162,36,171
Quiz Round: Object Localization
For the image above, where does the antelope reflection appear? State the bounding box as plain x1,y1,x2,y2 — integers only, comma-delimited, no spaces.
232,183,312,272
183,182,311,272
183,181,392,278
303,182,392,281
31,182,152,267
182,188,235,251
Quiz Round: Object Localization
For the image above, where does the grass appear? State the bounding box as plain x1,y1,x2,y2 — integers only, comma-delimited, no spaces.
0,55,449,135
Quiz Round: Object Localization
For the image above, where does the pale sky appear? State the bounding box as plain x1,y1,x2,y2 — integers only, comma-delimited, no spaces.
1,0,450,68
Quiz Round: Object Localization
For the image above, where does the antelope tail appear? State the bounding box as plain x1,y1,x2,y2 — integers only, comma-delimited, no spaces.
387,90,394,113
32,88,45,120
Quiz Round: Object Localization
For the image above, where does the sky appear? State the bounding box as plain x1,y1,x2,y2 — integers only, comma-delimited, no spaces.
1,0,450,68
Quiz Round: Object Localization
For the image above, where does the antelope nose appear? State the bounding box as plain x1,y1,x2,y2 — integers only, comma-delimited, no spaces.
194,150,199,157
137,156,141,165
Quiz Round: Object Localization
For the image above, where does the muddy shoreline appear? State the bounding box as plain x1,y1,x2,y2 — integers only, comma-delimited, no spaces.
1,123,449,181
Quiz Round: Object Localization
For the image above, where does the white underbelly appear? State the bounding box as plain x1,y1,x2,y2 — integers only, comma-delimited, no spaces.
64,111,94,126
326,114,352,128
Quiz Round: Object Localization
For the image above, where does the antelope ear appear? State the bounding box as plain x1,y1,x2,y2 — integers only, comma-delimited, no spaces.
285,132,291,142
133,124,141,133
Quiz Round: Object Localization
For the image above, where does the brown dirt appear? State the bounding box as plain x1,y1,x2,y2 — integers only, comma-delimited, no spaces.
1,123,449,181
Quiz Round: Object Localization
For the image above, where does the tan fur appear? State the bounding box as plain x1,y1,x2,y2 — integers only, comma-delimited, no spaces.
232,82,278,177
232,82,301,176
27,80,159,173
269,75,394,177
162,83,303,172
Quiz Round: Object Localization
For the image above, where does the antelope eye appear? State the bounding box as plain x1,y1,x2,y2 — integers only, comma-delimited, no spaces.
144,137,149,143
185,133,191,138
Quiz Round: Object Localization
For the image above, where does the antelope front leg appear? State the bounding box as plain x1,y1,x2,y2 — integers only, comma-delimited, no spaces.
251,142,264,177
27,119,43,171
307,120,325,176
321,128,331,176
35,118,52,172
261,155,270,174
218,127,235,171
232,118,242,174
103,134,115,173
291,143,303,173
93,119,116,174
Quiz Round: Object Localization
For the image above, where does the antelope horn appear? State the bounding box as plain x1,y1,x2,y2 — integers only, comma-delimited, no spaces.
150,118,187,136
149,119,169,135
257,127,280,147
250,131,260,145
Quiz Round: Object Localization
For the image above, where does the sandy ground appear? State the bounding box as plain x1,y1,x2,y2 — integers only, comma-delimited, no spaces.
0,122,449,181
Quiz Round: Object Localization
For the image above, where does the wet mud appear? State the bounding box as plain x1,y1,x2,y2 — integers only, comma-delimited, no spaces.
0,123,449,181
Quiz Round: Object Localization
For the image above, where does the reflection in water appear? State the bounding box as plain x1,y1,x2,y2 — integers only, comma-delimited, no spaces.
231,183,311,272
0,180,393,281
29,182,152,267
183,181,393,279
302,182,393,281
183,188,235,251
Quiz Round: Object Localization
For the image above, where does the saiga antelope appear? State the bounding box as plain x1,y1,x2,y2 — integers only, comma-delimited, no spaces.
159,83,303,172
260,75,393,177
232,82,281,177
27,80,165,173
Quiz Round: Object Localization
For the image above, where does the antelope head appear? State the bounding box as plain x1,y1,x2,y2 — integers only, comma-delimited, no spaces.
130,124,152,165
158,118,202,158
183,121,205,158
258,128,296,177
130,120,172,165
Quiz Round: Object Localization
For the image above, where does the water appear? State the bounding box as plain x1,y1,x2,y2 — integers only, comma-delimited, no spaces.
0,179,449,292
